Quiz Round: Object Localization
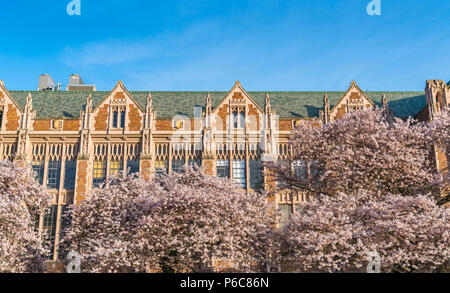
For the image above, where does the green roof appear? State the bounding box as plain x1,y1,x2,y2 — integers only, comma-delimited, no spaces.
8,90,426,119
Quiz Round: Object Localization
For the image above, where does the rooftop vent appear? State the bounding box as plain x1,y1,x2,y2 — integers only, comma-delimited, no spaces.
66,74,96,91
69,74,84,85
38,74,59,91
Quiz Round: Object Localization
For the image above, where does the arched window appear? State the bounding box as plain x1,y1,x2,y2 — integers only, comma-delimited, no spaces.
111,106,126,129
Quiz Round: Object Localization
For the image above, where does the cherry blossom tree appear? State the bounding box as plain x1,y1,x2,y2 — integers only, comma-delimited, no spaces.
62,167,276,273
281,192,449,273
429,107,450,206
267,107,443,199
430,107,450,150
60,172,159,273
0,160,52,273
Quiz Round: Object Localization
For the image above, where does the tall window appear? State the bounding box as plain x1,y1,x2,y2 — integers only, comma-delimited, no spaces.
240,111,245,128
59,206,70,246
42,205,58,255
93,160,107,187
232,109,245,129
250,159,262,189
63,159,77,189
111,107,126,129
127,159,140,175
278,204,303,226
217,159,230,178
47,159,61,189
120,111,126,128
32,160,45,185
112,110,119,128
232,159,246,188
293,160,306,178
172,159,185,173
0,109,3,128
233,112,238,128
155,160,168,176
188,158,202,168
109,160,123,176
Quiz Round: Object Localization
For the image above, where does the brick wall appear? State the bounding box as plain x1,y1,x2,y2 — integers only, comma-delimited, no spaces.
155,119,172,131
248,104,260,131
335,104,347,120
202,158,215,176
436,147,448,172
279,119,293,131
74,159,89,203
63,119,81,131
128,104,142,131
140,159,153,180
5,104,20,131
94,104,109,131
33,120,51,131
216,104,228,131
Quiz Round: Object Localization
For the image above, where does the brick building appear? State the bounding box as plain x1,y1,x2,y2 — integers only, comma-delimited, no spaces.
0,78,448,260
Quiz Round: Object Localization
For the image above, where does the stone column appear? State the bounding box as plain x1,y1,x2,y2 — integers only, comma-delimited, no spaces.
140,155,154,180
75,95,93,204
202,154,215,176
74,158,90,204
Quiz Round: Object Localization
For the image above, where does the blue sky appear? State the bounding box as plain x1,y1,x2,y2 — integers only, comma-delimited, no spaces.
0,0,449,91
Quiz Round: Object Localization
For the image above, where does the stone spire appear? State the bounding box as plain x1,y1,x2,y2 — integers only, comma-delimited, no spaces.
381,93,394,125
206,92,212,115
323,93,330,124
146,92,153,113
265,93,271,113
264,93,272,130
21,93,33,130
79,94,93,157
25,93,32,109
203,92,214,155
82,94,92,129
144,93,153,129
86,93,92,109
16,93,34,159
142,93,154,157
382,93,388,109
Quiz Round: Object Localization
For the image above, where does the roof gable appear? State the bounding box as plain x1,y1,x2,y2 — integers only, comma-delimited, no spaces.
92,81,144,115
0,81,23,113
212,81,264,116
329,81,375,120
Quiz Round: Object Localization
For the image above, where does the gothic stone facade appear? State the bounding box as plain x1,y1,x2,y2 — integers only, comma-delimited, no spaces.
0,79,448,260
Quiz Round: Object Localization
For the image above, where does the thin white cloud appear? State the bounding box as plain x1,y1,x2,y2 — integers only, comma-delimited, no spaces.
61,21,223,68
62,40,156,67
